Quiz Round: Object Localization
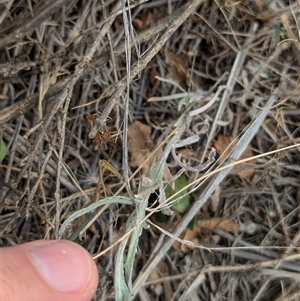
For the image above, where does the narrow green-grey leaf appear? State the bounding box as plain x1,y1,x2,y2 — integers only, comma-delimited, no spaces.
0,138,7,163
59,196,132,238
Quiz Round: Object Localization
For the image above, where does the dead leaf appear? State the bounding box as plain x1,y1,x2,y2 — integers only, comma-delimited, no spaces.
173,218,239,252
133,11,154,30
99,228,122,255
86,114,118,150
148,66,160,98
148,261,172,299
71,215,99,240
173,226,201,252
198,217,239,232
166,49,188,85
214,135,256,178
128,121,154,174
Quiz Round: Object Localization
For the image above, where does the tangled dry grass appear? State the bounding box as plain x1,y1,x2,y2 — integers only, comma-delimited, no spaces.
1,0,300,300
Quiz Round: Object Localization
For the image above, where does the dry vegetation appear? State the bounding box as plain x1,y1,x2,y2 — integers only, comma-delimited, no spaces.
1,0,300,300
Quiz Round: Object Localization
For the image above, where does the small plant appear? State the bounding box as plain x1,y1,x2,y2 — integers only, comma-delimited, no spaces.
0,138,7,163
59,87,219,301
165,174,194,213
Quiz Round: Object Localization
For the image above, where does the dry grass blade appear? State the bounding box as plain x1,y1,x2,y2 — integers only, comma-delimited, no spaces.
200,22,258,163
89,0,206,133
0,0,70,50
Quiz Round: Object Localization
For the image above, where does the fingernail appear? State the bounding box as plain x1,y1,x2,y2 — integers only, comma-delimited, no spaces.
30,241,93,293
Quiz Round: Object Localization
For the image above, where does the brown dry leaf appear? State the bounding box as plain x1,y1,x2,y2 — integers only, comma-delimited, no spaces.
133,11,154,30
173,218,238,252
166,49,188,84
173,226,201,252
214,135,256,178
72,215,87,239
148,261,172,299
198,217,239,232
86,114,118,150
71,215,99,240
99,228,123,255
148,65,160,98
128,121,154,174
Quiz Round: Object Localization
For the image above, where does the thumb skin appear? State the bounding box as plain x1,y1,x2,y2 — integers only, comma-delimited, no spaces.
0,240,98,301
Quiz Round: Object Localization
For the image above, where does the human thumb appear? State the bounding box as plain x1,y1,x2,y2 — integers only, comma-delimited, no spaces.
0,240,98,301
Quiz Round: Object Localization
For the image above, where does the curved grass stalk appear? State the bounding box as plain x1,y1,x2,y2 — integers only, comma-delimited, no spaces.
58,196,132,238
